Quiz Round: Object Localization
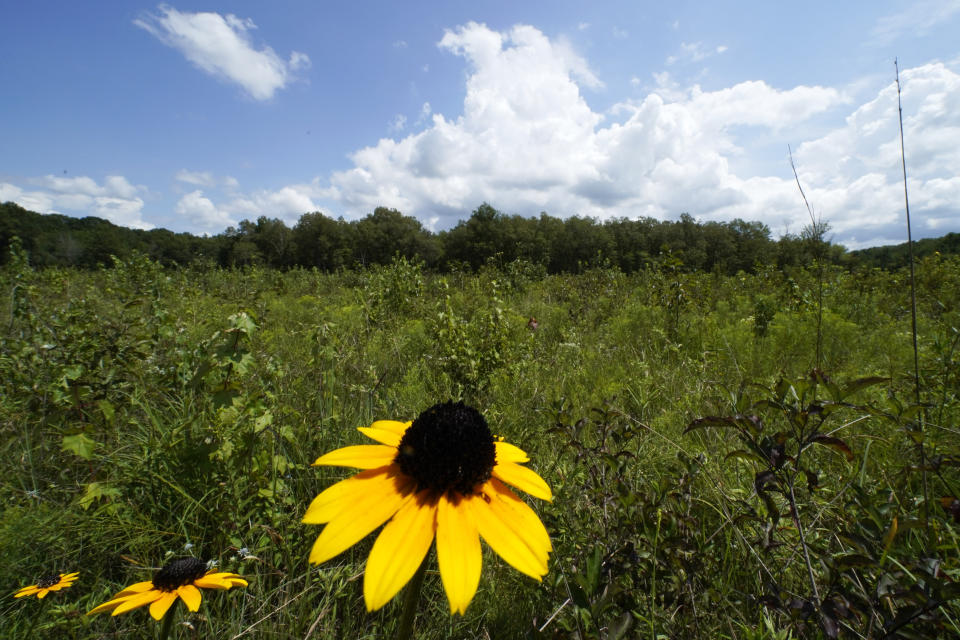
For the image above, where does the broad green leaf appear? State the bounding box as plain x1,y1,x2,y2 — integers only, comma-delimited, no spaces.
840,376,890,400
254,411,274,432
229,311,257,334
61,364,84,382
97,399,115,423
62,433,98,460
810,435,854,461
79,482,121,510
213,387,241,409
831,553,876,571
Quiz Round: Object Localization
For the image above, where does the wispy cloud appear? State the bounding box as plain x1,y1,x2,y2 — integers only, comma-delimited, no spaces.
871,0,960,43
389,114,407,132
134,5,309,100
175,169,215,187
415,102,432,126
666,41,728,66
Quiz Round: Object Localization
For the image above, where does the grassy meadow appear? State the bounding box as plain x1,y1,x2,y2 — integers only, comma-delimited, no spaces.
2,247,959,639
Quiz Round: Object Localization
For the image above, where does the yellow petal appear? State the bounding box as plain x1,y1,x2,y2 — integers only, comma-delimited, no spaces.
363,492,437,611
87,596,128,615
436,494,482,614
303,466,407,525
61,572,80,581
110,581,156,599
309,473,413,565
88,593,138,616
37,589,49,599
178,584,202,612
112,589,163,616
194,571,247,590
358,420,410,447
492,461,552,501
194,575,231,590
312,444,397,469
149,591,178,620
201,571,237,579
14,586,39,598
495,440,529,463
470,481,550,580
487,479,552,553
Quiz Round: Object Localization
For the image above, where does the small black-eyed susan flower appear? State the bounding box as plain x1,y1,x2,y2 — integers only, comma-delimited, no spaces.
87,557,247,621
304,401,552,614
14,572,79,599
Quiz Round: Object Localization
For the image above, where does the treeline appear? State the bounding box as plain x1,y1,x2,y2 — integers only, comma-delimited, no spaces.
850,231,960,269
0,202,210,268
3,200,840,273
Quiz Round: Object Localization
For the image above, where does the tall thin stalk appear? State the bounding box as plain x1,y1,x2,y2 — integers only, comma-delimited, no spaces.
396,555,429,640
789,145,825,371
894,58,930,545
158,610,175,640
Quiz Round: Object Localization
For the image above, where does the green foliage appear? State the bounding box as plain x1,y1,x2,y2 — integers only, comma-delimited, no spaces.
1,243,959,639
430,277,510,398
361,255,425,326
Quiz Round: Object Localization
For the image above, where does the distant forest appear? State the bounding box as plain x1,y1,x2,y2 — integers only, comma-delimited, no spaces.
1,200,952,273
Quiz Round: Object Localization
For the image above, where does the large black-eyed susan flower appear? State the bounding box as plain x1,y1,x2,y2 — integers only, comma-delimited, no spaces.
87,558,247,621
14,572,79,599
303,401,552,614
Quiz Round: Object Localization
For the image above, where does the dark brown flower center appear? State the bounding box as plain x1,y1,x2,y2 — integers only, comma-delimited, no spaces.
395,401,496,496
152,557,207,592
37,574,61,589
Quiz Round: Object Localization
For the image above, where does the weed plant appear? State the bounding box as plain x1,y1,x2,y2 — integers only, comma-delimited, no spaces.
1,247,958,638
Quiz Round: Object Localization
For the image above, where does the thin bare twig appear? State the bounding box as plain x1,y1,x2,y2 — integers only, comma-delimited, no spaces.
789,145,816,229
789,145,825,371
895,57,930,548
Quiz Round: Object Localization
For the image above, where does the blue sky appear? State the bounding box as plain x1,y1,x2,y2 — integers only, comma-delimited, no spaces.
2,1,959,249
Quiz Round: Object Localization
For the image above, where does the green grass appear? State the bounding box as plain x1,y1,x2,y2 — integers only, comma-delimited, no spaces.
1,252,959,639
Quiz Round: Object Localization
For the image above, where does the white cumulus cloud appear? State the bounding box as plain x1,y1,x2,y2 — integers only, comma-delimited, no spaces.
325,23,606,217
175,190,235,232
311,23,959,249
225,185,319,223
788,62,960,246
134,5,309,100
1,175,151,229
171,181,321,232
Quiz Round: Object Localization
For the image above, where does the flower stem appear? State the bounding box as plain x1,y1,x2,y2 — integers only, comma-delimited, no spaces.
24,596,49,637
397,555,429,640
157,610,175,640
